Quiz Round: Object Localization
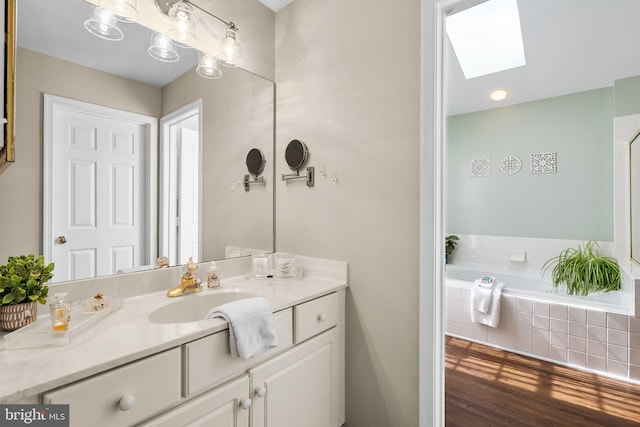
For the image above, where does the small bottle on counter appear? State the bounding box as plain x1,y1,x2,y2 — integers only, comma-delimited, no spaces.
207,261,220,288
49,293,71,331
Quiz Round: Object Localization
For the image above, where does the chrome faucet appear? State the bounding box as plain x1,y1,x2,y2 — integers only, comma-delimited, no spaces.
167,258,203,297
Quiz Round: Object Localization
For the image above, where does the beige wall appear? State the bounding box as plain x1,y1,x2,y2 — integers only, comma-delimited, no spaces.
162,67,274,260
0,48,161,263
275,0,421,426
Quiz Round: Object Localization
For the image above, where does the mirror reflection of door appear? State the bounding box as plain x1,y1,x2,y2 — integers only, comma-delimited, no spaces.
43,95,157,282
160,100,203,266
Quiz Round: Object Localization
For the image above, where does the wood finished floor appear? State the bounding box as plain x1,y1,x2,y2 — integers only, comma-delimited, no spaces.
445,336,640,426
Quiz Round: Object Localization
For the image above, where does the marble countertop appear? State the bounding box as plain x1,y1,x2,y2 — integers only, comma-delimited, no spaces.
0,274,347,403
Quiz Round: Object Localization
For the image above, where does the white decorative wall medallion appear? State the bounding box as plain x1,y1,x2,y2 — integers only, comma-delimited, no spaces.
500,155,522,175
531,151,557,174
470,158,491,177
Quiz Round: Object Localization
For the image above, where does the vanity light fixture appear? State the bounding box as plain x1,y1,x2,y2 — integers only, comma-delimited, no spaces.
148,32,180,62
216,22,242,68
84,6,124,41
490,89,509,101
101,0,138,21
155,0,242,67
167,0,197,46
196,52,223,79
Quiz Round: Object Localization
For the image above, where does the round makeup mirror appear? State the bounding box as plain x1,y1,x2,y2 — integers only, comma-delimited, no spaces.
246,148,266,177
285,139,308,171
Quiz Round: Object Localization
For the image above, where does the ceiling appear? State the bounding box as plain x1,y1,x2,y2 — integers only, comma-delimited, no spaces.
446,0,640,115
17,0,639,114
257,0,294,12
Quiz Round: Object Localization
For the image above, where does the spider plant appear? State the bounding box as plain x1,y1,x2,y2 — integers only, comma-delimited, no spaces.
541,241,620,296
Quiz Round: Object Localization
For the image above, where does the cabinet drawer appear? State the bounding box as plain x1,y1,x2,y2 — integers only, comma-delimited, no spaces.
43,348,181,427
141,375,250,427
294,292,339,343
184,308,292,397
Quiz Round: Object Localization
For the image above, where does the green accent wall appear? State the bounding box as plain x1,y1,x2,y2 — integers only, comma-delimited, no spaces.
615,75,640,117
446,88,614,241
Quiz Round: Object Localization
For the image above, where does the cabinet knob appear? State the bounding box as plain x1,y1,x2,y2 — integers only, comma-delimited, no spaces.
240,398,252,410
118,395,135,411
317,313,327,321
255,386,266,398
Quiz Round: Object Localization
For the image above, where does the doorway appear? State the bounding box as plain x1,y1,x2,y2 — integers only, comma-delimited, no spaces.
43,94,157,282
159,100,203,266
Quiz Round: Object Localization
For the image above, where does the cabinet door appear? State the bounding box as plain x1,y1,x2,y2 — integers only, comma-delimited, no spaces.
140,375,250,427
250,328,340,427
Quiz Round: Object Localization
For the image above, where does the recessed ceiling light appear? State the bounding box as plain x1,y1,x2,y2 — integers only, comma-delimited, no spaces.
490,89,509,101
446,0,526,79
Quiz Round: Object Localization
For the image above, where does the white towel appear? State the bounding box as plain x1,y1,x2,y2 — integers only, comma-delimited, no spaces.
471,282,504,328
205,297,278,360
472,279,495,313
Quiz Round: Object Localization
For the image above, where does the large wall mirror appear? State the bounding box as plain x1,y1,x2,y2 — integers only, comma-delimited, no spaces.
0,0,274,282
445,0,640,244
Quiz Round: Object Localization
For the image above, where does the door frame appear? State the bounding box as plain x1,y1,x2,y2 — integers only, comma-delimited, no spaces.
42,94,158,273
159,99,203,264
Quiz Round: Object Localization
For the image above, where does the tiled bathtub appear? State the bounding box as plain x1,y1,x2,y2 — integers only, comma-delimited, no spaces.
445,264,640,383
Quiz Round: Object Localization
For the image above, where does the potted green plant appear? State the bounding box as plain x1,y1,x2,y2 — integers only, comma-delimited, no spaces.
541,241,620,296
445,235,460,264
0,254,54,331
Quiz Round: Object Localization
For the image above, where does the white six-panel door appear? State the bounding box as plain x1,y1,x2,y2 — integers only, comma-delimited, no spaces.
44,95,157,282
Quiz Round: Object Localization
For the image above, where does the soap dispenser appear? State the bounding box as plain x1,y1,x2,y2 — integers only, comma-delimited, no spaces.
207,261,220,289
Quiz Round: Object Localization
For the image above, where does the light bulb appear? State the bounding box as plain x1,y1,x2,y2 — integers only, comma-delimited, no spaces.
197,52,222,79
490,89,509,101
167,1,196,46
148,33,179,62
84,7,123,41
216,23,242,67
102,0,137,20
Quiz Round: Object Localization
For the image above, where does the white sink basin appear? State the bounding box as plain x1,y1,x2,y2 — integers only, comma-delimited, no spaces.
148,291,258,324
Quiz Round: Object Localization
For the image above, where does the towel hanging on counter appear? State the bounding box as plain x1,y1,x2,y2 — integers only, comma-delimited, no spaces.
205,297,278,360
471,281,504,328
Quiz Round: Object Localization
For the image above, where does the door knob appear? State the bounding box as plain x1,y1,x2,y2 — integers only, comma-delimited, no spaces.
56,236,67,244
255,386,266,398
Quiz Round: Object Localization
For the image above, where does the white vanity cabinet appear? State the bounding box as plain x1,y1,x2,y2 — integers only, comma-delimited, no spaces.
31,289,345,427
246,291,346,427
250,328,341,427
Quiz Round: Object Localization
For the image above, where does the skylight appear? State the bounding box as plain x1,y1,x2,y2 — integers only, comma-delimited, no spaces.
446,0,526,79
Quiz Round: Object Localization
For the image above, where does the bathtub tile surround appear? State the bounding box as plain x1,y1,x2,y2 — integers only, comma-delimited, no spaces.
448,234,615,274
446,285,640,383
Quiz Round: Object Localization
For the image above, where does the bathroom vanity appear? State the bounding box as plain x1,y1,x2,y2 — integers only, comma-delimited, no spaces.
0,256,347,427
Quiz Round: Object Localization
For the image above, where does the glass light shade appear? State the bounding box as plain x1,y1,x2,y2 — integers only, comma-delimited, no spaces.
148,33,180,62
84,7,123,41
216,24,242,67
102,0,138,20
196,52,222,79
167,1,197,46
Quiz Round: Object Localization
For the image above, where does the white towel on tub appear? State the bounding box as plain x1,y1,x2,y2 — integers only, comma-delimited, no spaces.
471,279,495,313
205,297,278,360
471,282,504,327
